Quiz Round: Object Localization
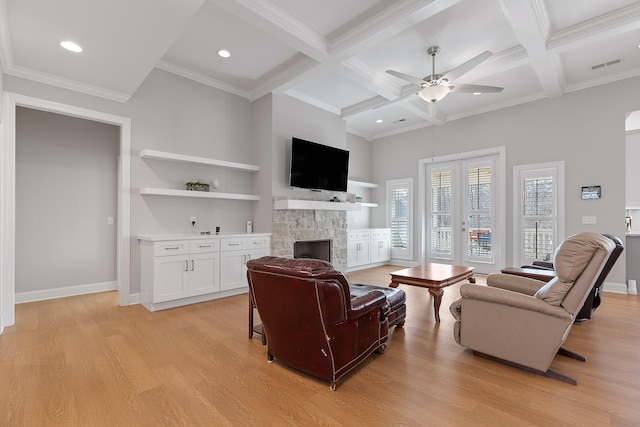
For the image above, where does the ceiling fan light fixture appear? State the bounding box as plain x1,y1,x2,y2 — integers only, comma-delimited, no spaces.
419,85,449,103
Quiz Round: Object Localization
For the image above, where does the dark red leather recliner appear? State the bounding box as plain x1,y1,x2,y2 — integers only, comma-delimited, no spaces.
246,256,406,390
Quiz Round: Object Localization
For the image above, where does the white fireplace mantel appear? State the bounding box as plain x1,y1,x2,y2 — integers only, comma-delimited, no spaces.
274,199,361,211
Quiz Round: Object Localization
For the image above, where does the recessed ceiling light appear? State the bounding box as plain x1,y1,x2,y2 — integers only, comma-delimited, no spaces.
60,40,83,53
217,49,231,58
376,119,383,123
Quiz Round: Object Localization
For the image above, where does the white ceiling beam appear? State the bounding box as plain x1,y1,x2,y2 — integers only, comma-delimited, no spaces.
330,0,464,60
338,57,402,100
548,2,640,53
342,96,390,119
400,102,446,125
499,0,564,98
208,0,330,62
236,0,464,103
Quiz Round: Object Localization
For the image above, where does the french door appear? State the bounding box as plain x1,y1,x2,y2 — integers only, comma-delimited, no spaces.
426,155,500,274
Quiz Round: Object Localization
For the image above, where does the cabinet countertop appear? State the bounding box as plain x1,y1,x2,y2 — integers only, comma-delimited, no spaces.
137,232,271,242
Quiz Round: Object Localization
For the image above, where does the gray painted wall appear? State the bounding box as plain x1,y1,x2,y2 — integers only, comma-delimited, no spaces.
5,66,638,299
369,77,638,285
16,107,119,292
6,69,257,296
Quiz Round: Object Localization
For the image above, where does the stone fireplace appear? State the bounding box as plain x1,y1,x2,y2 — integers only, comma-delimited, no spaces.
272,198,348,271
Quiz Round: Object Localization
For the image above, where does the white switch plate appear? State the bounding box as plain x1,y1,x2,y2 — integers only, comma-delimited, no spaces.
582,216,597,224
107,217,114,225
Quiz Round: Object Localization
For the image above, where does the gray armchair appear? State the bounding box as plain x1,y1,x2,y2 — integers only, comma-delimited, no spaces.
450,232,616,385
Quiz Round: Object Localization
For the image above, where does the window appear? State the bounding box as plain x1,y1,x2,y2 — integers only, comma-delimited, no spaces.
387,178,413,260
513,162,564,266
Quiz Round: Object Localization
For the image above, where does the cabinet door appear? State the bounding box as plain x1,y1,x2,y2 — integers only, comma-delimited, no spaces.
189,252,220,296
220,250,246,291
358,240,371,266
347,240,359,268
153,255,189,303
244,248,270,286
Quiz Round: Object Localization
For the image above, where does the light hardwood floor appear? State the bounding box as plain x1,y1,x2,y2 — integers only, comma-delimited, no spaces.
1,265,639,426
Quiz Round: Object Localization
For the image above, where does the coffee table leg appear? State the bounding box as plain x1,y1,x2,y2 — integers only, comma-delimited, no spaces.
389,280,399,288
428,288,444,322
468,275,476,284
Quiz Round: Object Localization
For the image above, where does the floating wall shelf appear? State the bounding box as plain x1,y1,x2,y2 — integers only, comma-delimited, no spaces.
140,149,260,172
274,199,361,211
141,188,259,201
347,180,378,188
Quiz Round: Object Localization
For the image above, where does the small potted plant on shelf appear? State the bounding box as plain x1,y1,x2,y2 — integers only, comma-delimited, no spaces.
186,181,210,192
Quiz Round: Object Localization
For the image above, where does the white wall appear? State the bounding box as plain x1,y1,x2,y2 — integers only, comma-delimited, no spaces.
15,107,118,294
370,76,638,286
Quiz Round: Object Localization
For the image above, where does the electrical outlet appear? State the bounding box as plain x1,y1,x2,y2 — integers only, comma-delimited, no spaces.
190,216,197,226
582,216,597,224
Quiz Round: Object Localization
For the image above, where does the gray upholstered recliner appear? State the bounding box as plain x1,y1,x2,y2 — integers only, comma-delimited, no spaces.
450,232,616,385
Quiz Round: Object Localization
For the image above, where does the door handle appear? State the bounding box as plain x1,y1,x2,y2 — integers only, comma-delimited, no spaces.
191,259,194,271
184,260,188,271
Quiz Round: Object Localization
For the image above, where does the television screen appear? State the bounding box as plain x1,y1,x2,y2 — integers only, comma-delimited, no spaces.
289,137,349,192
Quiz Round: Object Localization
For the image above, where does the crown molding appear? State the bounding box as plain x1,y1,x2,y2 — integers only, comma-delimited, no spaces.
548,2,640,53
283,89,341,116
155,61,250,99
5,64,130,102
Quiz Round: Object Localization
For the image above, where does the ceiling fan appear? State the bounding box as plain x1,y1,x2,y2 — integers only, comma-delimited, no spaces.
386,47,503,106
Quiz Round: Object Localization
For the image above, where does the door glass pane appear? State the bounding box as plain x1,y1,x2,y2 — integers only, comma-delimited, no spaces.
431,214,452,255
430,172,452,256
522,177,554,262
466,166,492,259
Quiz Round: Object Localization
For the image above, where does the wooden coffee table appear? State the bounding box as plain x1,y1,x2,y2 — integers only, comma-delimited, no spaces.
390,263,475,322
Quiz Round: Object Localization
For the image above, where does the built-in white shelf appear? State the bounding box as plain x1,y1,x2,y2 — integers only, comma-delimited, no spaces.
140,188,259,201
347,180,378,188
274,199,361,211
359,202,378,208
140,149,260,172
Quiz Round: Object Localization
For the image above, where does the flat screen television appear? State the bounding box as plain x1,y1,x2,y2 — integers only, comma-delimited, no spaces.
289,137,349,192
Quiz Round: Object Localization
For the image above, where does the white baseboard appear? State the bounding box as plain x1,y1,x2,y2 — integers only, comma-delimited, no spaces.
602,281,630,294
128,293,141,305
389,259,419,268
16,281,118,304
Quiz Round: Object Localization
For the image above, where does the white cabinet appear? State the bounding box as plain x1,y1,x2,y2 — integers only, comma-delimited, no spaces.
220,235,271,291
347,231,371,268
347,228,391,270
370,229,391,264
141,238,220,308
138,233,270,311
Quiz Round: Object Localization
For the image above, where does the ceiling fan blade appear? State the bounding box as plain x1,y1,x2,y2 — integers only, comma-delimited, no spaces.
386,70,426,86
448,83,503,93
441,51,492,82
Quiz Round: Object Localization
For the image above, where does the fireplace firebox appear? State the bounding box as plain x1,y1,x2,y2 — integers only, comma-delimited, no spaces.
294,239,331,262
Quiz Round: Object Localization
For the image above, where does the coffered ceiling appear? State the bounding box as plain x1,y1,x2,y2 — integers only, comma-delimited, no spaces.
2,0,640,140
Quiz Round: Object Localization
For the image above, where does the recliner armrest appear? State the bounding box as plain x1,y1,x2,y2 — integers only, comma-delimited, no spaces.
460,284,571,320
487,273,546,296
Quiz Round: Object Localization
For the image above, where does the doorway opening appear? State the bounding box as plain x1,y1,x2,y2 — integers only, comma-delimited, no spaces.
1,92,131,330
